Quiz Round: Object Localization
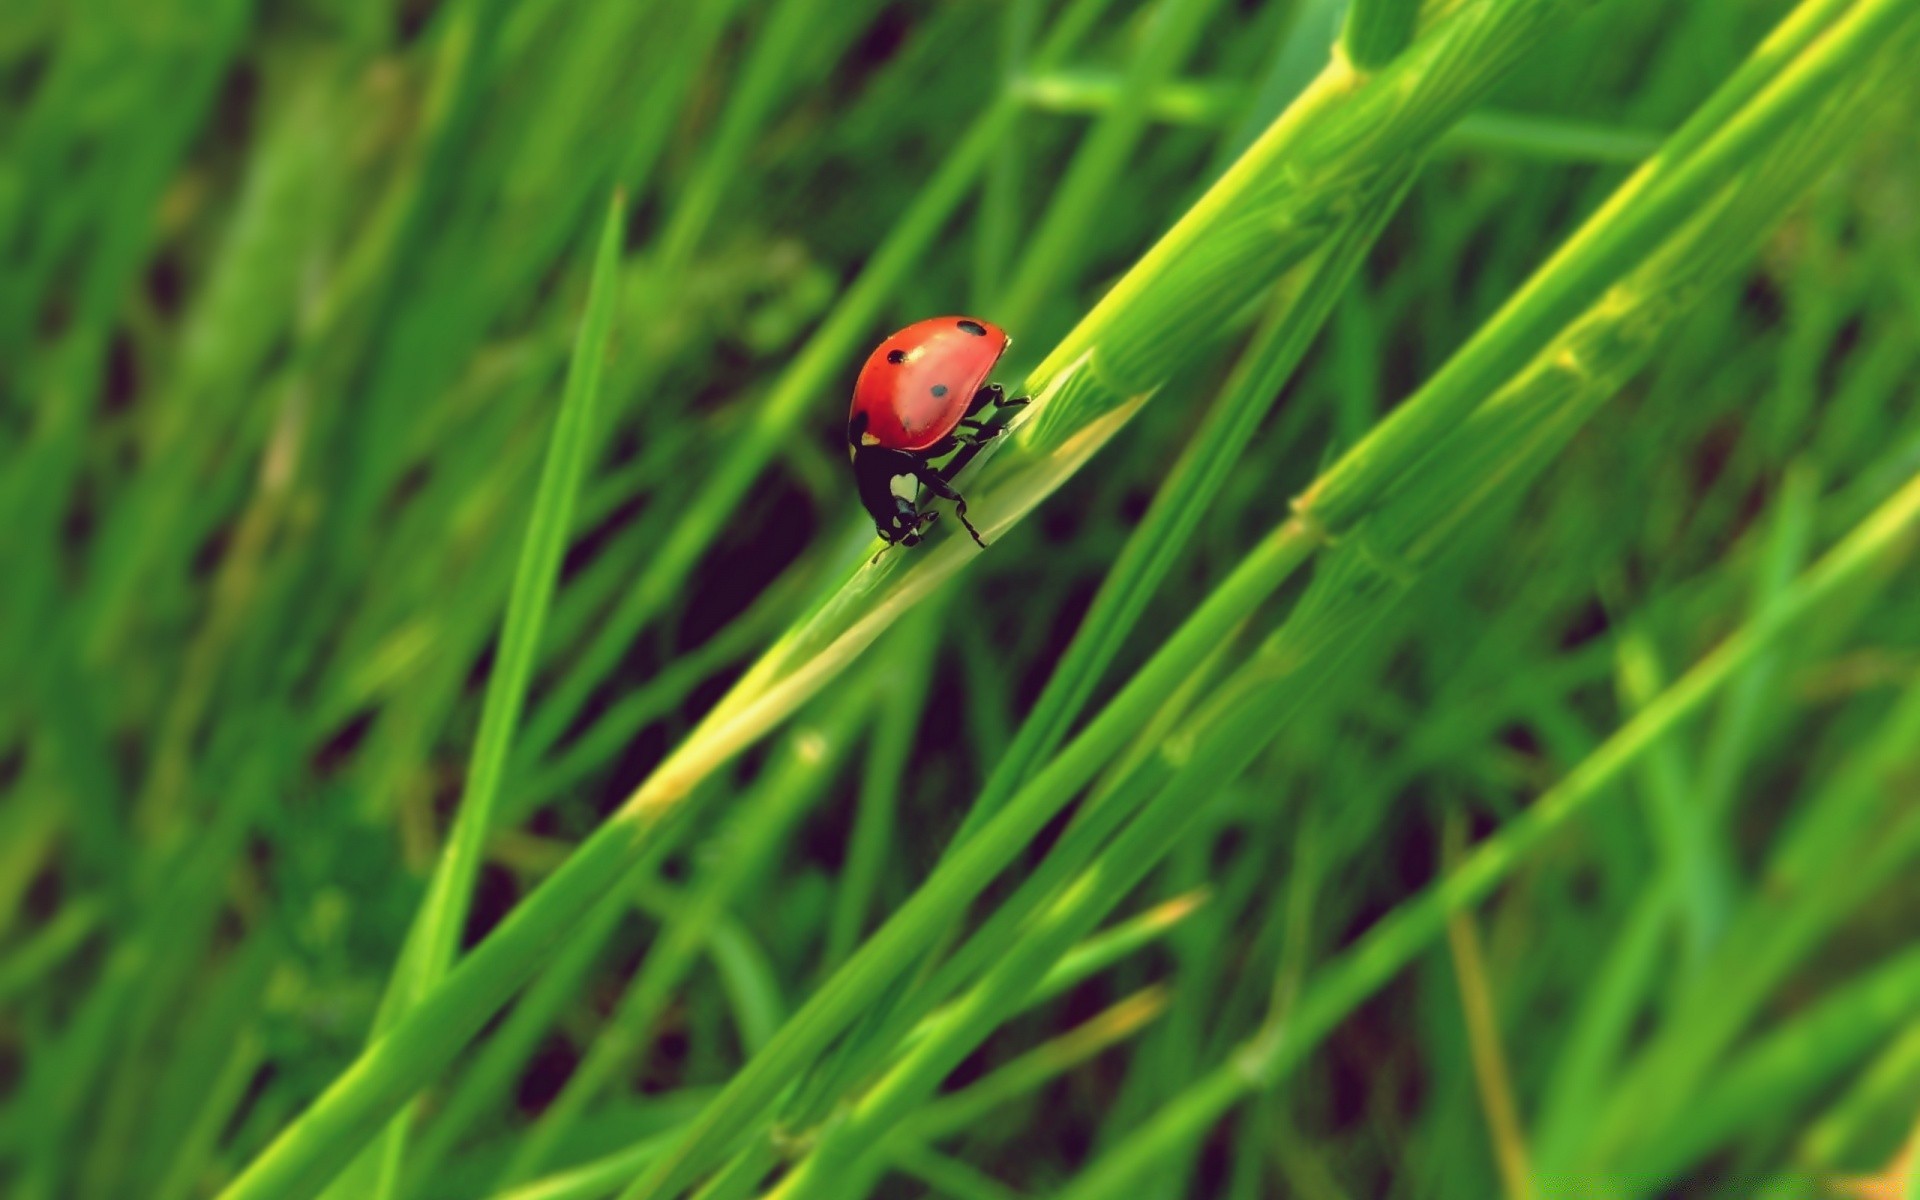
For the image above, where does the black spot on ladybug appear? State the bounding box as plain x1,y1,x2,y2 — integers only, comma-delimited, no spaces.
848,411,869,445
886,349,907,364
930,384,948,398
957,319,986,336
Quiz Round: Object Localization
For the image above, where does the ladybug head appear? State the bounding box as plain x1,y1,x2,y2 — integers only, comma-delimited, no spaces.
851,445,937,546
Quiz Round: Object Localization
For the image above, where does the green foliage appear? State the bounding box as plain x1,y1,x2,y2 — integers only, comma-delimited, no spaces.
3,1,1918,1198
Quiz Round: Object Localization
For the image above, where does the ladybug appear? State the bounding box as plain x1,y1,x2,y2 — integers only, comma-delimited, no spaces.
847,316,1029,549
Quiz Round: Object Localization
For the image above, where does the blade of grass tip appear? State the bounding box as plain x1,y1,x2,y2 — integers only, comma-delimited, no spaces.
1059,471,1920,1200
228,191,626,1200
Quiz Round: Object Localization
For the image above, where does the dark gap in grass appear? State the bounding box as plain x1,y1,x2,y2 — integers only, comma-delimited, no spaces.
1817,309,1867,398
1565,863,1605,908
1012,569,1097,720
938,1035,998,1099
592,918,653,1022
793,770,860,879
311,708,378,779
210,902,249,957
845,4,914,90
22,859,63,925
1208,821,1247,876
1687,417,1742,504
1558,595,1612,651
34,277,72,342
678,471,814,649
589,716,675,820
1330,807,1440,957
637,1013,693,1096
100,327,139,416
515,1033,580,1117
621,190,664,253
1040,1098,1095,1178
1022,794,1083,882
145,249,186,318
0,739,25,791
60,471,98,568
559,493,648,587
1670,1147,1748,1196
464,626,501,701
461,860,522,950
212,59,259,153
1194,1106,1238,1196
0,1033,21,1101
687,658,749,725
222,1061,280,1148
386,460,433,513
655,844,692,886
1739,270,1787,330
242,830,276,910
1316,978,1425,1137
1114,483,1155,526
1494,721,1544,766
2,43,51,106
599,422,647,472
395,0,446,46
191,519,234,582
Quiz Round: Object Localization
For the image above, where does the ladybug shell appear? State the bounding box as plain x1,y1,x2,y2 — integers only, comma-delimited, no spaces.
849,316,1010,454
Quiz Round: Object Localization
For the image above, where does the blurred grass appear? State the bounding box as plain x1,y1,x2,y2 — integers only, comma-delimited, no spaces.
3,1,1919,1198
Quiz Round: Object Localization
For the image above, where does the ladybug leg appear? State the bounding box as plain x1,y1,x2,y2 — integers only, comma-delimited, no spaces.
967,384,1030,417
909,461,987,548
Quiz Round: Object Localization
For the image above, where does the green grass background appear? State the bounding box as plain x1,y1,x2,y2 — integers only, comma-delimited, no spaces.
3,0,1919,1197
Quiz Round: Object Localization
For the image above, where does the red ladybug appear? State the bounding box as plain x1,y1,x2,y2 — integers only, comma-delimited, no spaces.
847,316,1028,549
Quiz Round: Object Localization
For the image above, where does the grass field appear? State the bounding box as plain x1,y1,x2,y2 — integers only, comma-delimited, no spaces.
4,0,1920,1197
